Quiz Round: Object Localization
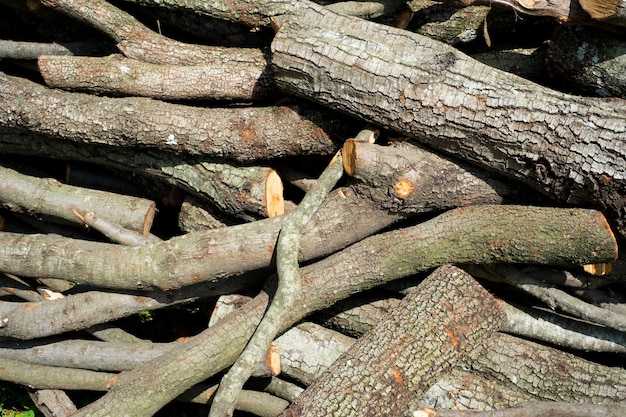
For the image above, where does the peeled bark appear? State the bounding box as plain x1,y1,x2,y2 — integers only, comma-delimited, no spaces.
271,0,626,238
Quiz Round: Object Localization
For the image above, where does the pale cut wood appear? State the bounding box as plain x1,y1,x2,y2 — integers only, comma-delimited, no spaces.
579,0,626,22
281,265,506,417
271,0,626,238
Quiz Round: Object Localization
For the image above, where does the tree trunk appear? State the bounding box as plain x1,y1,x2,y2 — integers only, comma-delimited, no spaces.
271,0,626,238
281,264,506,417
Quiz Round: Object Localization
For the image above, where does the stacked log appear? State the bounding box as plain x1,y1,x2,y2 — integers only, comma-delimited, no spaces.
0,0,624,416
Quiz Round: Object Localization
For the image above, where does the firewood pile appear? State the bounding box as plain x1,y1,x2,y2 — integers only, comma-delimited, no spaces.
0,0,625,416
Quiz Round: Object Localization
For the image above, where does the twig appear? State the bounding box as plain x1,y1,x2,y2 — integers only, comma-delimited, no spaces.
490,264,626,332
208,153,344,417
71,209,161,246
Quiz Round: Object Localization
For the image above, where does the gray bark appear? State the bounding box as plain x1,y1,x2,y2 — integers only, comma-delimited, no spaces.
271,0,626,238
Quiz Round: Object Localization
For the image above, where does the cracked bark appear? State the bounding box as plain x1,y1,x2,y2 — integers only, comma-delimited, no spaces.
280,265,506,417
67,205,616,417
271,0,626,238
0,72,347,163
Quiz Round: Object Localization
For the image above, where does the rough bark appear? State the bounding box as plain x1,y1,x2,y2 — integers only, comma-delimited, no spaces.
0,164,156,235
39,0,275,64
38,54,276,101
66,204,618,417
413,402,626,417
547,26,626,99
467,332,626,403
120,0,294,28
0,72,347,163
281,265,506,417
271,0,626,238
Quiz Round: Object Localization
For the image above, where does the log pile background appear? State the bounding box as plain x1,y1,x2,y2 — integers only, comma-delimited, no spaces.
0,0,625,416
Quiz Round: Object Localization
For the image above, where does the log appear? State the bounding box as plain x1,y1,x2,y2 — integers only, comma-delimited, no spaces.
38,54,276,101
69,205,617,416
468,332,626,403
271,0,626,238
413,402,626,417
342,140,527,213
0,164,156,235
281,264,506,417
0,72,347,163
0,128,284,220
547,26,626,99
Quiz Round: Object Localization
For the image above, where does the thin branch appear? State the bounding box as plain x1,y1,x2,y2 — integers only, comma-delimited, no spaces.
209,153,344,417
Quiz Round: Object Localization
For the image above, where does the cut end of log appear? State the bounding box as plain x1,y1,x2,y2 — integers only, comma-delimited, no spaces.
583,262,613,275
412,409,437,417
265,169,285,217
579,0,622,19
143,202,157,236
393,179,414,199
266,344,281,376
342,139,357,176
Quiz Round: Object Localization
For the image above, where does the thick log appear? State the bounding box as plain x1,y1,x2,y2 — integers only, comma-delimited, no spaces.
0,164,156,235
271,0,626,238
0,72,347,163
0,203,615,292
38,54,276,101
281,265,506,417
468,332,626,403
70,205,617,416
0,185,404,291
413,402,626,417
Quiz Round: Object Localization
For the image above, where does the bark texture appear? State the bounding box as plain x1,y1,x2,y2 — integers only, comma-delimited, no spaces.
271,0,626,238
281,265,506,417
0,72,347,163
38,53,276,101
343,140,525,213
